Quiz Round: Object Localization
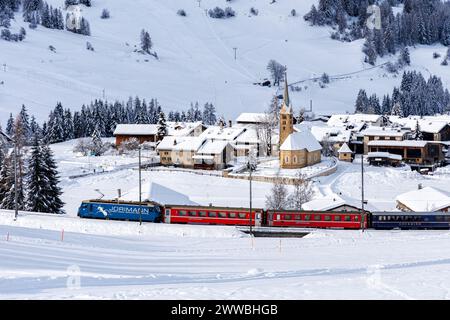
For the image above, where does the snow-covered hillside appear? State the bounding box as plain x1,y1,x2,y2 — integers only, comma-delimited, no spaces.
2,0,450,123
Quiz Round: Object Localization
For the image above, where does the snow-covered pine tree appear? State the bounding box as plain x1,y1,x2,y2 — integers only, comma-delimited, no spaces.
41,144,64,214
6,113,14,136
90,125,104,156
46,102,65,143
25,137,48,213
412,120,423,140
354,89,369,113
156,111,168,141
140,29,152,53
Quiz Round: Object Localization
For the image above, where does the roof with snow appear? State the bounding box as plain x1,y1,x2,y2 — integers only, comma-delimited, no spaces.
327,114,382,127
338,143,353,153
234,127,260,144
280,129,322,152
361,127,407,137
235,113,268,124
199,126,245,141
113,124,158,136
156,136,205,151
308,125,352,143
196,140,230,155
368,152,402,161
395,186,450,212
302,196,377,212
389,116,450,133
368,140,430,148
167,121,204,137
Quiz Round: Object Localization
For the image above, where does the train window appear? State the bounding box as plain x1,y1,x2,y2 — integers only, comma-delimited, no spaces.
445,216,450,222
354,216,359,221
344,216,351,221
199,211,207,217
229,213,237,218
324,216,331,221
179,211,187,216
334,216,341,221
208,212,216,217
218,212,227,218
314,215,321,221
304,215,311,221
238,213,247,219
188,211,197,216
295,215,302,221
284,215,292,220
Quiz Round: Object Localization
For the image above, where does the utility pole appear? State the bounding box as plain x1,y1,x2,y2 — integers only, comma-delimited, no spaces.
249,162,253,235
361,153,365,232
2,63,6,72
13,141,18,221
197,0,201,7
138,146,142,226
233,47,237,60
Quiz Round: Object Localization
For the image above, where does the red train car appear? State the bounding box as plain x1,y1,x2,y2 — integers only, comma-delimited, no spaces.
267,210,368,229
164,205,264,226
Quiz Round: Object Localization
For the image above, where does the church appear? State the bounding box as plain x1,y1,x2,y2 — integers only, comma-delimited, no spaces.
279,74,322,169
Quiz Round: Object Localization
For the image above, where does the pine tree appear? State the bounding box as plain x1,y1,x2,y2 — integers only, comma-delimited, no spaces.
412,120,423,140
156,111,168,141
355,89,369,113
25,137,49,212
90,125,104,156
41,144,65,214
140,29,152,53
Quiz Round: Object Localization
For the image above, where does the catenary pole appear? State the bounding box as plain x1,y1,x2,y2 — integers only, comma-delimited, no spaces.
361,153,365,232
139,146,142,226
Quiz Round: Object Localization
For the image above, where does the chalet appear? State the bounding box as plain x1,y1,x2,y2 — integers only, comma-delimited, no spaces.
113,121,205,147
390,116,450,142
395,186,450,212
367,140,444,169
193,140,234,170
327,114,384,127
235,113,269,126
361,126,409,154
156,136,206,168
113,124,158,146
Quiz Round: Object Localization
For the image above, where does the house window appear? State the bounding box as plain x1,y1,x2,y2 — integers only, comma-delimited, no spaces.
285,156,289,163
293,156,297,163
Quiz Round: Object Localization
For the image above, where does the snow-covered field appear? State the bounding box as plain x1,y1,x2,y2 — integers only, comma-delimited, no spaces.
3,213,450,299
2,0,450,122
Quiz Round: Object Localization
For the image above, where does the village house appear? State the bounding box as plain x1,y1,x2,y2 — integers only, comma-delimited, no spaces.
279,74,322,169
367,140,444,170
361,126,409,155
390,116,450,142
193,140,234,170
395,186,450,212
235,113,269,126
327,114,384,127
156,136,206,168
113,121,205,147
113,124,159,146
302,196,377,212
367,152,402,167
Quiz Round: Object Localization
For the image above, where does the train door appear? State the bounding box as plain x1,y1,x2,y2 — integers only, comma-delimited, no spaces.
254,211,262,227
164,208,171,223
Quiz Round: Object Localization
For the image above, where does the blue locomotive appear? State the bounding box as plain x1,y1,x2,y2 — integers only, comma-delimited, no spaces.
371,212,450,230
77,200,162,222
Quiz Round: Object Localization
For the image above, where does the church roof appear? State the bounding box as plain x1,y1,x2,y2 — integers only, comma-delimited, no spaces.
280,72,292,114
280,129,322,152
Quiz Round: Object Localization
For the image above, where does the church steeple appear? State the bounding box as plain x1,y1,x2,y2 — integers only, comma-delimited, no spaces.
280,71,292,114
279,70,294,148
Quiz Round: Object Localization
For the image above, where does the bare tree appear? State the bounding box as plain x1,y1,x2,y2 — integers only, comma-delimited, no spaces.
288,172,314,209
265,172,289,210
266,60,286,87
256,113,277,157
321,136,335,157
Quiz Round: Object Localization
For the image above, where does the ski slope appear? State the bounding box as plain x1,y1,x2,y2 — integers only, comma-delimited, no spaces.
2,0,450,123
2,213,450,299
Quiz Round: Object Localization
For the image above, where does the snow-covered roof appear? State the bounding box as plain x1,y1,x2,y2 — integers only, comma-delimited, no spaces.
308,125,352,143
113,124,158,136
234,127,260,144
280,129,322,152
199,126,245,141
389,116,450,134
167,121,204,137
368,152,402,161
338,143,353,153
156,136,205,151
196,139,229,155
327,114,381,126
396,187,450,212
368,140,429,148
361,127,407,137
235,113,268,124
302,196,378,212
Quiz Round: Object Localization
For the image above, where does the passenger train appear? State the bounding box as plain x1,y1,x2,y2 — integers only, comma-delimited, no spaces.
77,200,450,230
